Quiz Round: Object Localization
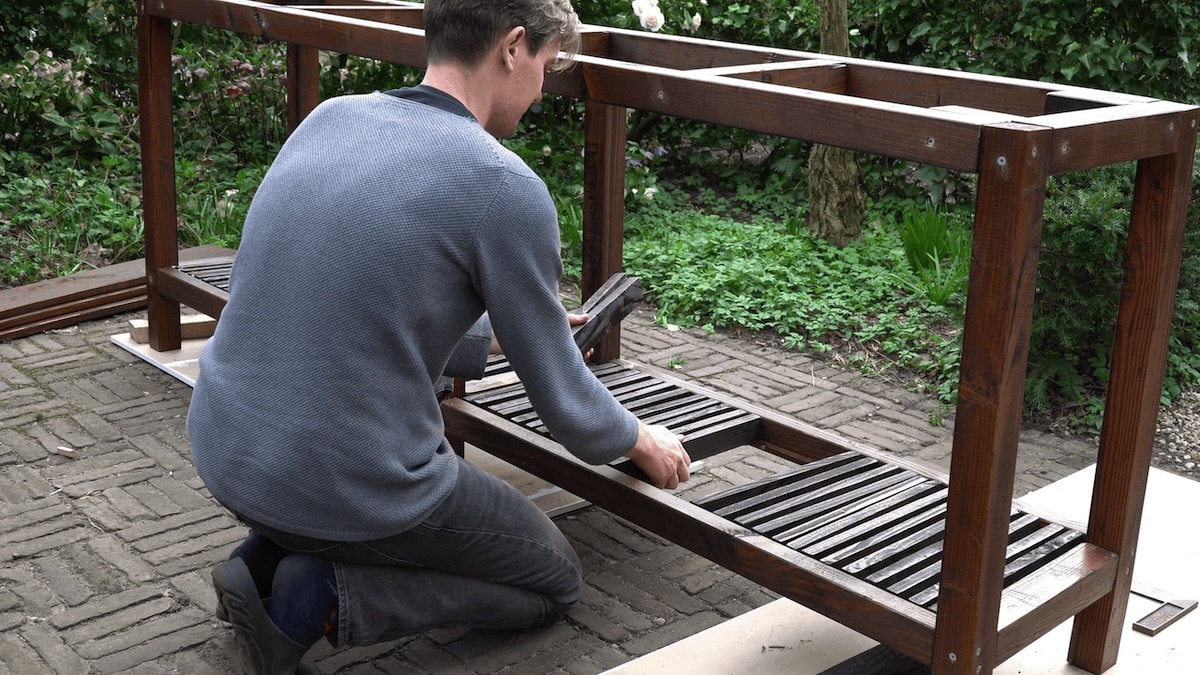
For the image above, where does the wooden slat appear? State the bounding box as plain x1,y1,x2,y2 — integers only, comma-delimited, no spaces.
692,451,857,512
749,469,920,539
572,273,642,355
799,484,947,559
888,511,1056,595
840,515,948,578
778,476,932,549
176,258,235,292
465,363,761,460
710,456,877,520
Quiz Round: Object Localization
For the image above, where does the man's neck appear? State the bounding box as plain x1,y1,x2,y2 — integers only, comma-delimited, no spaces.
421,65,497,134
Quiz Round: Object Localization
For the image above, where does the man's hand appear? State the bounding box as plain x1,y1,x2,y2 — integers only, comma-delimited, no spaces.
626,421,690,489
567,312,594,360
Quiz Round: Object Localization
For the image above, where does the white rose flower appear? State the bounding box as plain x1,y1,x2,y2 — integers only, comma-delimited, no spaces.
640,8,665,32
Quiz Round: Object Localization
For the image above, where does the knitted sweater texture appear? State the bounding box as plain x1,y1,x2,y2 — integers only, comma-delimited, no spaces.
187,91,639,540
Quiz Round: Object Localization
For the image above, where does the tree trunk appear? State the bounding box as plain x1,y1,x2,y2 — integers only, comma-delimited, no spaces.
807,0,865,247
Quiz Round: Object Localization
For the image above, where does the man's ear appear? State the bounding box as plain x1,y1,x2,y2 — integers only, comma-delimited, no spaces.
500,26,526,71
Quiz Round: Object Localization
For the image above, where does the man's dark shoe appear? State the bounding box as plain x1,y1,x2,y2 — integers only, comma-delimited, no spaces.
213,557,320,675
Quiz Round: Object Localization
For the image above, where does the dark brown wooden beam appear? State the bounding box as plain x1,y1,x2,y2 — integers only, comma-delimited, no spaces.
285,5,424,27
286,44,320,133
156,268,231,321
720,60,848,93
933,122,1052,674
146,0,429,67
580,59,987,171
1068,111,1200,672
137,9,182,351
1046,102,1198,174
582,99,628,362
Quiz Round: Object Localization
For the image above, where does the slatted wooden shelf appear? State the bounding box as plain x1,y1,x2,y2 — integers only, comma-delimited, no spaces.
442,365,1120,666
465,360,760,460
176,257,235,292
694,451,1086,611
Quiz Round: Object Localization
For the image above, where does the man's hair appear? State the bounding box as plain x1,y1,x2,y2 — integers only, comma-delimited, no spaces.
424,0,581,72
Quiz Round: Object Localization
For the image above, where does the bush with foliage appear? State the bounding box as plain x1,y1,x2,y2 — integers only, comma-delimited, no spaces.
4,0,1200,428
853,0,1199,103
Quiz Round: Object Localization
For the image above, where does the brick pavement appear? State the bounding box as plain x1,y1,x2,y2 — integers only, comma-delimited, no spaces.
0,307,1099,674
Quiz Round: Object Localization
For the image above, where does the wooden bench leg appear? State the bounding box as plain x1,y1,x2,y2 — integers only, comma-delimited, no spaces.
932,123,1051,674
1068,118,1199,673
137,8,182,351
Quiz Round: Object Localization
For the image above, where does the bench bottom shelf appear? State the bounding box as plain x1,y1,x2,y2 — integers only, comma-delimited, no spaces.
446,360,1119,667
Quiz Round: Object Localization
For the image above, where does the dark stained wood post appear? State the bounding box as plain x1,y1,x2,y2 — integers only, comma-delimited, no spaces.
137,3,181,351
1068,111,1200,672
286,44,321,133
581,98,628,363
933,122,1051,674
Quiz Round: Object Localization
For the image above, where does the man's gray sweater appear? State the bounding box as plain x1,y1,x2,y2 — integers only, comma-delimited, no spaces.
187,90,639,541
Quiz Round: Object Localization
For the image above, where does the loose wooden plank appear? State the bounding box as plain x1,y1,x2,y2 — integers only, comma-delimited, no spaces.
0,246,230,321
0,296,146,342
572,272,643,355
0,285,146,333
0,246,233,341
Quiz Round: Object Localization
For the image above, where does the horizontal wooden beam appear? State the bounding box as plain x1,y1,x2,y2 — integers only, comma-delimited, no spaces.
580,58,987,171
155,267,231,320
996,543,1118,662
146,0,1196,173
284,3,423,27
146,0,429,67
1045,102,1199,174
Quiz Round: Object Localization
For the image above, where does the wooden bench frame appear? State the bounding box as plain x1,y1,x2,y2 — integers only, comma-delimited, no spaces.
136,2,1199,672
